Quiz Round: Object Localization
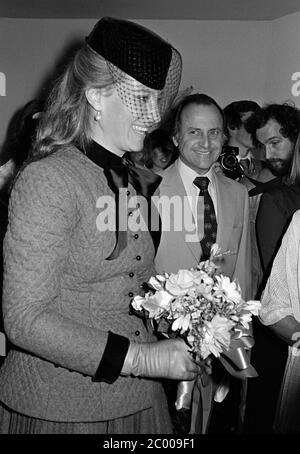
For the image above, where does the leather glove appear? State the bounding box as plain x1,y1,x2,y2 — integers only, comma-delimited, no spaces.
121,338,199,381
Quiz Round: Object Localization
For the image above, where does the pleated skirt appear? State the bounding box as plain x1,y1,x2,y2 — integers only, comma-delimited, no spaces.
0,397,172,434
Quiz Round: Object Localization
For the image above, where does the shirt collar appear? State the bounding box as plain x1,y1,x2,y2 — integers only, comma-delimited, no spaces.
84,140,126,169
177,158,215,187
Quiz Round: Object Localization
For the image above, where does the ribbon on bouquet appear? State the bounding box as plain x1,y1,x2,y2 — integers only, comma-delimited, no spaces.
218,327,257,380
174,327,257,432
214,327,257,403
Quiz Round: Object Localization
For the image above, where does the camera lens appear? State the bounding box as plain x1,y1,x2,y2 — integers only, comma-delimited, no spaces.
222,154,237,170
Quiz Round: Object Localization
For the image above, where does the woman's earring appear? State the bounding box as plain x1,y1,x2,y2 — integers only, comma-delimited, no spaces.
94,110,101,121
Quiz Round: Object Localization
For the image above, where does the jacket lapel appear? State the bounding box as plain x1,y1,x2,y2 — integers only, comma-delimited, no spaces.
215,173,236,252
160,165,201,262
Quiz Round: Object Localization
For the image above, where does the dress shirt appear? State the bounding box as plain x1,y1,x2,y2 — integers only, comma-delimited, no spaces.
176,159,218,229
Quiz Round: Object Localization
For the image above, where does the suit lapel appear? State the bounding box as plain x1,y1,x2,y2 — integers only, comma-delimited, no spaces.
160,165,201,262
215,173,236,252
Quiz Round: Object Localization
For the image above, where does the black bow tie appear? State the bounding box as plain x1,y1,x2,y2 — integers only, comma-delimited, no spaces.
104,156,162,200
85,142,162,259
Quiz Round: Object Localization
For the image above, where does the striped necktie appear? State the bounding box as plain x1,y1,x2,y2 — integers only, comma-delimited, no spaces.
193,176,217,260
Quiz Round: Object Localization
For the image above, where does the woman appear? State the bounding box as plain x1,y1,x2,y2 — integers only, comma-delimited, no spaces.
259,209,300,433
0,17,200,434
143,129,177,175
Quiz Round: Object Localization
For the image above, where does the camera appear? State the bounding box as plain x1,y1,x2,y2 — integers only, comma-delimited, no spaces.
218,145,244,180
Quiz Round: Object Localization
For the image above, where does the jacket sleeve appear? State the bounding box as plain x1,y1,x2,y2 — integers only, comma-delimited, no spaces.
256,192,287,275
260,210,300,325
233,187,252,301
3,161,128,378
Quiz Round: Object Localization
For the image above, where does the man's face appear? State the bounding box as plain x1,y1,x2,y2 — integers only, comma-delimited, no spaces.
230,111,255,157
175,103,225,174
256,118,294,176
152,147,173,170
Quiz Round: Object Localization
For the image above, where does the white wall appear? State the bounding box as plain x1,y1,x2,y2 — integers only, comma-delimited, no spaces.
140,20,270,106
265,12,300,106
1,13,300,148
0,18,270,147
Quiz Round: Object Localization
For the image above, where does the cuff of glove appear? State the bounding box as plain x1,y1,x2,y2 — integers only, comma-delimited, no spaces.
92,331,130,384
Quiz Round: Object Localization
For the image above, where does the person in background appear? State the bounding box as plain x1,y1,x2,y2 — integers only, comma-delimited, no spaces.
244,102,300,433
259,209,300,433
224,100,267,180
254,104,300,275
223,100,274,299
220,101,275,434
126,129,177,174
143,129,178,175
0,17,201,434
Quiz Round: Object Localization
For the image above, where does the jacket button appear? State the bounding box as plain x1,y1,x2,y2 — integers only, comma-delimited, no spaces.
136,255,141,261
129,272,134,278
128,292,134,297
128,212,133,217
134,234,139,239
135,330,140,336
127,190,130,196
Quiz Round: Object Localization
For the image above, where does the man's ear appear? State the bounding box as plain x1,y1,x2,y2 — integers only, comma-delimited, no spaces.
85,88,102,111
172,135,179,147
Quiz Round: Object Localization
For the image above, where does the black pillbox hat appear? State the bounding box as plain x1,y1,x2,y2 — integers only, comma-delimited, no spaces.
86,17,172,90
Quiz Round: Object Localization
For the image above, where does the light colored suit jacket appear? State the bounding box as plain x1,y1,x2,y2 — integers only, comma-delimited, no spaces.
155,162,252,300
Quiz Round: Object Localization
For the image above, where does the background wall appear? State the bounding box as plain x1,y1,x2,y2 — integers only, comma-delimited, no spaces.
265,12,300,104
0,13,299,148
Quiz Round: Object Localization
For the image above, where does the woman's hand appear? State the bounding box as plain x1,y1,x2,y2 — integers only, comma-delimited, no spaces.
121,338,200,381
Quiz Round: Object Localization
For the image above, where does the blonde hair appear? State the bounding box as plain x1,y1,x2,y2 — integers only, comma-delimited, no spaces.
33,44,113,159
287,133,300,186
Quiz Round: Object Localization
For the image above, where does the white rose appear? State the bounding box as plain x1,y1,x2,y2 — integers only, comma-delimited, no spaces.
141,290,174,318
165,269,202,296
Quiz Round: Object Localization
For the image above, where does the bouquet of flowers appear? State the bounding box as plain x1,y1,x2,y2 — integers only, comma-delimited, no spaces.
130,244,261,433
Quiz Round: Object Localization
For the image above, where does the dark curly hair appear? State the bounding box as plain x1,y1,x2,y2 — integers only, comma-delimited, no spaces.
246,103,300,148
223,100,261,136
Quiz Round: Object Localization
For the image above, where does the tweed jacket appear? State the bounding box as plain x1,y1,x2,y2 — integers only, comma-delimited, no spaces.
155,162,252,301
0,147,162,422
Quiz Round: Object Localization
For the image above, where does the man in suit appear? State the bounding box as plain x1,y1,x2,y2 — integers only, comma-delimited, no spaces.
155,93,252,434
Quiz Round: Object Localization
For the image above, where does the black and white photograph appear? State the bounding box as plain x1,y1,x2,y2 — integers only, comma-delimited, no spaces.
0,0,300,442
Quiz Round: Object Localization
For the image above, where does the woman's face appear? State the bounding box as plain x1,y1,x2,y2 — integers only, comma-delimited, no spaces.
152,147,173,170
95,83,162,157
